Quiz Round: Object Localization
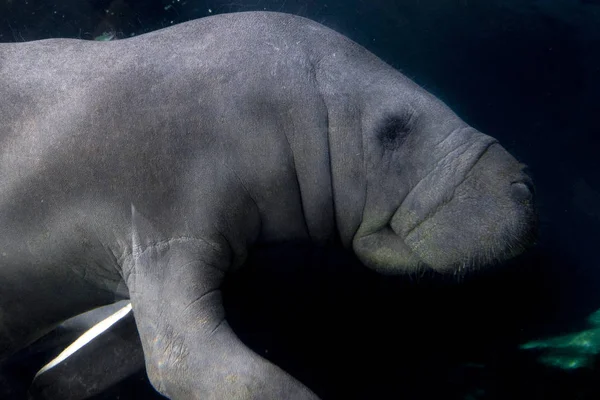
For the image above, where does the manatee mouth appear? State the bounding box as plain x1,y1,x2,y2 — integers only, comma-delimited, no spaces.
389,140,536,274
389,138,499,240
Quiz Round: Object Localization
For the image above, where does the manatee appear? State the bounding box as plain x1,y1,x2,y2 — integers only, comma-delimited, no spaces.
0,11,535,399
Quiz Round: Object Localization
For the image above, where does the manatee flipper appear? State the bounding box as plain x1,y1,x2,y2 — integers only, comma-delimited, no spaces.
126,208,319,400
29,302,147,400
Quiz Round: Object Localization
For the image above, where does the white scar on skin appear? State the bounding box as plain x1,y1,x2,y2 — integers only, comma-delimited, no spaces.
34,302,133,378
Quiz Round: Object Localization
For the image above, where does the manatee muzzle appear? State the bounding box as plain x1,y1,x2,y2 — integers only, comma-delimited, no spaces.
389,140,536,273
390,138,499,240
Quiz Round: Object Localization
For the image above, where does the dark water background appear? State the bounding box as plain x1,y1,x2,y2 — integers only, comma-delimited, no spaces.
0,0,599,399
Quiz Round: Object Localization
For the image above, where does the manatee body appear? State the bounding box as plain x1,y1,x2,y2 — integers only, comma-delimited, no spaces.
0,11,535,399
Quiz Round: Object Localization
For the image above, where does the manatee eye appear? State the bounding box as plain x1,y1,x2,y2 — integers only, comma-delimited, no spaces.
377,114,414,151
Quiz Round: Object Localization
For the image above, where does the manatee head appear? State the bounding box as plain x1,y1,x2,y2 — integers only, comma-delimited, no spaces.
351,83,536,276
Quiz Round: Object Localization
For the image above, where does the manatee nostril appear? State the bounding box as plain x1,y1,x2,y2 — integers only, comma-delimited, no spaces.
511,181,534,202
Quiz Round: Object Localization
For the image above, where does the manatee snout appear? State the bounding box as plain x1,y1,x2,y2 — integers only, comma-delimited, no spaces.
511,173,535,203
352,139,536,277
403,142,537,274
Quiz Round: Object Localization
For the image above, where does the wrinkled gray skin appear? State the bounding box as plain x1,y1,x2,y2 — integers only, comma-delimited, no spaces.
0,11,535,400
